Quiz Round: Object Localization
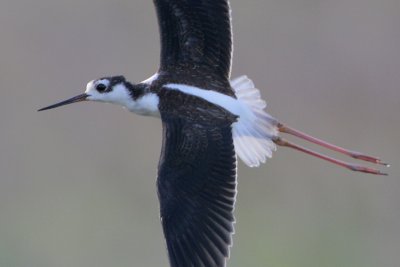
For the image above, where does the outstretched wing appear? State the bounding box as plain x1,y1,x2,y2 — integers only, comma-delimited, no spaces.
157,116,237,267
153,0,233,79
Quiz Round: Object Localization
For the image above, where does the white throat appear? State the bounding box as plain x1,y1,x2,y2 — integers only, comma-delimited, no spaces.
126,93,160,117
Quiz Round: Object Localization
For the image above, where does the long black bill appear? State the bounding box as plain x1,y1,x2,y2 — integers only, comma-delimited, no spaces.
38,93,88,111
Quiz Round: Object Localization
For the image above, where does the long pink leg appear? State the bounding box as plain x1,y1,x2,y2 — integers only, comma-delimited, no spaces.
277,123,389,166
273,137,387,175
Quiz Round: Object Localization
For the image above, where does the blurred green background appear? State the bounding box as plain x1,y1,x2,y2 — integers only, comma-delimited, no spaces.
1,0,399,266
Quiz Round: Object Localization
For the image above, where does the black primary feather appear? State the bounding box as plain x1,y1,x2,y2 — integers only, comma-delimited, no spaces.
153,0,232,80
157,115,237,267
152,1,238,266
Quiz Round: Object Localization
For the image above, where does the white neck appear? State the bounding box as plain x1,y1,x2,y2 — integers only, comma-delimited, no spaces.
125,93,160,117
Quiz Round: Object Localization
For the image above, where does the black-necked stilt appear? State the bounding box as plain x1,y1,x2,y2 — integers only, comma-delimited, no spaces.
39,1,388,266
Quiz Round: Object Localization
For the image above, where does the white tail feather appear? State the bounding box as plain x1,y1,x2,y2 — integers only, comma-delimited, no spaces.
231,76,278,167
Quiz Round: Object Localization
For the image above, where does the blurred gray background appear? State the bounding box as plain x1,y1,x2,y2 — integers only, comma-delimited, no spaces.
1,0,399,266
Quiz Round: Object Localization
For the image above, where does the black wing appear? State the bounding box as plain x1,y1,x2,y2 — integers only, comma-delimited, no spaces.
157,116,237,267
153,0,233,79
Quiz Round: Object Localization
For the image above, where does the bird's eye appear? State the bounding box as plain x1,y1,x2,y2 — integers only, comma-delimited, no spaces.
96,83,107,92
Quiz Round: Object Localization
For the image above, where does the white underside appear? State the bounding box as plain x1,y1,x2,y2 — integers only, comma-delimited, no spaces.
165,76,278,167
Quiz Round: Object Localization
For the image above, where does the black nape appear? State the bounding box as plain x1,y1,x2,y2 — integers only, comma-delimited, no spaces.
108,75,126,86
125,82,146,100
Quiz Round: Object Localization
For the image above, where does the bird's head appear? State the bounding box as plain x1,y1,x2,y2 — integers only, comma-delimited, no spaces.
38,75,142,111
38,75,159,117
84,76,133,104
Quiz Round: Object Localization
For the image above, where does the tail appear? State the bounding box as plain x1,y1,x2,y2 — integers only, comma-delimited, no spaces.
230,76,278,167
230,76,388,174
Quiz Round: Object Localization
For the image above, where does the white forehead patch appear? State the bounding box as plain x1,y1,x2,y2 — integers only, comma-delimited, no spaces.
85,80,95,93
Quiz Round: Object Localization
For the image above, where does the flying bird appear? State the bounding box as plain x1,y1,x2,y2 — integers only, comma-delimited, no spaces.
39,0,388,266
